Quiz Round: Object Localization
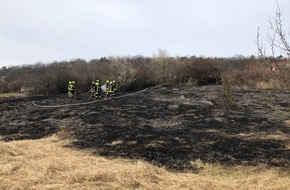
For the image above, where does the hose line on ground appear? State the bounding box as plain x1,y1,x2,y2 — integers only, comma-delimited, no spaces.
32,88,148,108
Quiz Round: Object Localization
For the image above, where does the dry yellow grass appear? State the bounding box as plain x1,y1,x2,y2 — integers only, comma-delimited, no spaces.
256,79,284,89
0,135,289,190
0,92,27,99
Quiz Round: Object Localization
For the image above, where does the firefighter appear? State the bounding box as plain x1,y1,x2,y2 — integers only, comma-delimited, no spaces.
68,80,76,99
112,80,117,96
90,81,96,97
108,81,114,96
105,80,110,98
95,80,101,99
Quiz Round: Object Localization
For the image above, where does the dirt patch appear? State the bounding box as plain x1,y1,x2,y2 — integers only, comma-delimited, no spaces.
1,85,290,171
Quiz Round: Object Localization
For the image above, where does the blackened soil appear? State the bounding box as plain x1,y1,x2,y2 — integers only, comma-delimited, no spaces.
1,85,290,171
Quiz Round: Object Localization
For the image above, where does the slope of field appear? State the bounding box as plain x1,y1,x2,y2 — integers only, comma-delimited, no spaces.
0,85,290,189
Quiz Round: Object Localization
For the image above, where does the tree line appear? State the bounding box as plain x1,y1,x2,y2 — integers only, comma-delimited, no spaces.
1,51,286,95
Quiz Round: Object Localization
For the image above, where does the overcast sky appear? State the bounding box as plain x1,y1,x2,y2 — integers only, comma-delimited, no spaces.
0,0,289,67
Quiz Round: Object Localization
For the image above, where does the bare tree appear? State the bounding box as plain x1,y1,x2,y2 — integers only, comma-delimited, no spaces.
152,49,175,84
39,75,54,95
109,57,137,88
256,4,290,89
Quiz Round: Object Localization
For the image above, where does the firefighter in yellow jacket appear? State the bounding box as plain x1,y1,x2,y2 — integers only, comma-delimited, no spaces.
95,80,101,99
68,81,76,99
112,80,117,95
90,81,96,97
105,80,110,98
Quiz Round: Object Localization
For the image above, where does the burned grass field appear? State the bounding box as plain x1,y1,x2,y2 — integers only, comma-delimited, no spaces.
1,85,290,171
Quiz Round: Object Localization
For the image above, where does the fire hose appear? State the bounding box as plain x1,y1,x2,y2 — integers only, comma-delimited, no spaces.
32,88,149,108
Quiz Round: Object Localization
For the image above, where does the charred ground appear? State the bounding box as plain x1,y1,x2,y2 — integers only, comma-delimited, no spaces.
0,85,290,171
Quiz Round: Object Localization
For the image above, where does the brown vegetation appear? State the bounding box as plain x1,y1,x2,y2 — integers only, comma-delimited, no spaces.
1,54,289,96
0,135,289,190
